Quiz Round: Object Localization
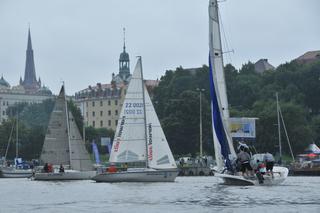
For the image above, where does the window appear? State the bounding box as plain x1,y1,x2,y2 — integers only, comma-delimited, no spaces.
86,112,88,117
108,120,111,126
115,100,118,105
2,102,5,106
86,102,88,107
93,121,95,127
108,110,111,116
100,101,103,106
115,110,118,115
100,120,103,127
92,111,95,117
108,100,111,106
100,111,103,116
115,120,118,126
92,101,95,107
2,111,5,115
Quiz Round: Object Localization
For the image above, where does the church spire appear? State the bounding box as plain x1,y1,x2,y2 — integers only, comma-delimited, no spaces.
119,27,130,77
22,26,40,91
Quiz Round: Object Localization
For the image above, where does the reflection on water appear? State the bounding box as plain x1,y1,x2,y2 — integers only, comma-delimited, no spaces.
0,177,319,212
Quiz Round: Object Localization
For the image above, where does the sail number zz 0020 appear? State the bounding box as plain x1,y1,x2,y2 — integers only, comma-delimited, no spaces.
124,102,143,115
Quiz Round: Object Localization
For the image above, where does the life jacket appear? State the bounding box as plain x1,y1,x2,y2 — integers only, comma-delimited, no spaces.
258,163,266,173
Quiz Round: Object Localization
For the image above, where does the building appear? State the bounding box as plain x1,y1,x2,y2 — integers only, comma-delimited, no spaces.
75,35,159,131
0,28,52,123
254,59,275,74
295,50,320,64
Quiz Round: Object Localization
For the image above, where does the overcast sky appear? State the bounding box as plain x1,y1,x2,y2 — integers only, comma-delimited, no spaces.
0,0,319,95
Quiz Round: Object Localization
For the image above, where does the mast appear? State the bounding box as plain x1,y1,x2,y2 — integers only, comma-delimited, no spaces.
16,112,19,159
276,92,282,164
138,57,149,168
63,82,72,167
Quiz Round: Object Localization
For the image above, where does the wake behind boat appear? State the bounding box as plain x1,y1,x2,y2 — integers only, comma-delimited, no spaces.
92,57,178,182
208,0,288,186
34,85,96,181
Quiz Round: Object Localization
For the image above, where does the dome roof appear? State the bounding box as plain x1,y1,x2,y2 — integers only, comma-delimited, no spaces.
0,76,10,87
37,86,52,95
119,50,129,61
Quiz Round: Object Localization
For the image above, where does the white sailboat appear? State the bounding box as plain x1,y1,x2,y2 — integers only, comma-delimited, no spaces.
208,0,288,185
0,113,33,178
92,57,178,182
34,85,96,180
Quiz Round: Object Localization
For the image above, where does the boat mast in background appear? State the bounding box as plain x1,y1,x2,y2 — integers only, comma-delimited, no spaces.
276,92,295,163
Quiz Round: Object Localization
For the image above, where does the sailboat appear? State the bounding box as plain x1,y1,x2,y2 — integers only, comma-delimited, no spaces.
34,85,96,180
208,0,288,185
92,57,178,182
0,113,33,178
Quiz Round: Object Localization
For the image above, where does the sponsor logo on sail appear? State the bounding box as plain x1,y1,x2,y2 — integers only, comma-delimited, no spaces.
148,123,153,160
114,116,125,152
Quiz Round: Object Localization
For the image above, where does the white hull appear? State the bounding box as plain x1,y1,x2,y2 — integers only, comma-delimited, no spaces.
34,170,96,181
215,166,289,186
92,168,178,182
0,167,33,178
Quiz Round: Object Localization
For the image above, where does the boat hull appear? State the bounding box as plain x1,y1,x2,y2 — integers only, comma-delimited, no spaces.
215,166,289,186
34,170,96,181
290,167,320,176
0,167,33,178
92,168,178,182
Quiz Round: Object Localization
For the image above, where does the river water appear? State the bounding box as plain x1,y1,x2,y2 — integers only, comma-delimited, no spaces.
0,176,319,213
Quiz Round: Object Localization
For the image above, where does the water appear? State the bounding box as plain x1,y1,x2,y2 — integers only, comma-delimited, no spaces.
0,176,319,213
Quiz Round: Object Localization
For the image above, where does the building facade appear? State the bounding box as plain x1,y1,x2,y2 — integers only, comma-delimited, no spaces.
0,28,52,123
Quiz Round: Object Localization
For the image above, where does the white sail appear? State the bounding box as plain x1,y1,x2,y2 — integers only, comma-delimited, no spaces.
144,85,177,169
68,111,93,171
109,59,147,163
40,86,70,165
209,0,236,169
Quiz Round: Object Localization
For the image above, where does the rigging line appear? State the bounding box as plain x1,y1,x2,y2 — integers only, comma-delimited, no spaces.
279,105,295,162
218,8,233,65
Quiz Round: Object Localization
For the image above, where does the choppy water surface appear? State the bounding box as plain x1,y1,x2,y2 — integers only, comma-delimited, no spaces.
0,176,319,213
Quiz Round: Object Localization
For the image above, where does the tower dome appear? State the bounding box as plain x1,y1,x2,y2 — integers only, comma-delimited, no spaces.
0,76,10,88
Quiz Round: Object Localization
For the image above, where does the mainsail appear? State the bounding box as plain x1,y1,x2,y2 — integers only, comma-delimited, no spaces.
109,59,148,163
40,86,70,166
209,0,236,171
110,58,176,169
40,85,92,171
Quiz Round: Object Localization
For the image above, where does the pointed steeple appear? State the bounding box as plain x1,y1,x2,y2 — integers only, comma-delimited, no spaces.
22,27,40,92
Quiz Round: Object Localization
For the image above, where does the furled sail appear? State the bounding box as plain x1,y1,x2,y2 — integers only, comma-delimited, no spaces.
209,0,236,171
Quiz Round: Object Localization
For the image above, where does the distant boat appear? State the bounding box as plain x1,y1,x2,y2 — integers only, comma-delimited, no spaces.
290,143,320,176
0,113,33,178
208,0,288,185
92,57,178,182
34,85,96,180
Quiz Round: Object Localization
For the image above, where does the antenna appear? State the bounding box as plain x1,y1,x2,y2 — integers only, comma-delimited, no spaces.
123,27,126,51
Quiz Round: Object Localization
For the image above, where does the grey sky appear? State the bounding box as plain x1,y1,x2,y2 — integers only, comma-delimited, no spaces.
0,0,319,95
